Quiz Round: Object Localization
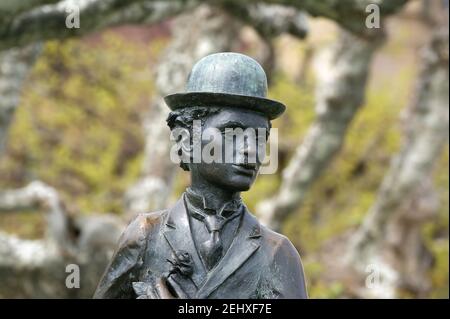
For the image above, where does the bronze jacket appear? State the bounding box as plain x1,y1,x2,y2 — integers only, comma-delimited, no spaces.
94,195,308,299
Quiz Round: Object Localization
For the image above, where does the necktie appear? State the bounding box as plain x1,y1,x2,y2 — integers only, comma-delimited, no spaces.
200,214,225,270
184,189,242,270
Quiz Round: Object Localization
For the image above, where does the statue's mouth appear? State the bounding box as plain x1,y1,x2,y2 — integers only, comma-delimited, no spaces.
232,163,256,176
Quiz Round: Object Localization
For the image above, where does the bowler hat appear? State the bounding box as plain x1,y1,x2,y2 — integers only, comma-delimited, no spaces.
164,52,285,120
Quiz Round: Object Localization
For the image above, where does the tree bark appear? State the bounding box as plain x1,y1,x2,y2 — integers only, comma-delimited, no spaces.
0,0,199,50
0,0,310,51
217,0,408,37
257,27,385,231
1,0,408,51
221,2,308,39
346,23,449,297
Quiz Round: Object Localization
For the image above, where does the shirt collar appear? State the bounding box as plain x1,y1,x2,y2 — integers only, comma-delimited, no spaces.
184,187,242,217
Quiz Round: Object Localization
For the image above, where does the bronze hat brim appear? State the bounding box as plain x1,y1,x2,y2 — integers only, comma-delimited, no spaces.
164,92,286,120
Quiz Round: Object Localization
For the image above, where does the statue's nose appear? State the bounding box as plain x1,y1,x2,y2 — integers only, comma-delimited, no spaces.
238,135,257,163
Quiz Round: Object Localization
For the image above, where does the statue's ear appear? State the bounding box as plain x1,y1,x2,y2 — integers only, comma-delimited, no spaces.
178,129,192,163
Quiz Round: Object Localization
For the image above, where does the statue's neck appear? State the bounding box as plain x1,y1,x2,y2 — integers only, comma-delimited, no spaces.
189,180,240,212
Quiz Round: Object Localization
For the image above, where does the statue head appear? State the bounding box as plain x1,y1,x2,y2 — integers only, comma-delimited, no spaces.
165,52,285,192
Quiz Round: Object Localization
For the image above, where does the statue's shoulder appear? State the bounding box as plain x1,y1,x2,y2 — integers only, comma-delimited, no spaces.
134,210,168,231
256,223,308,298
257,222,301,260
241,208,284,248
243,209,296,256
119,210,168,248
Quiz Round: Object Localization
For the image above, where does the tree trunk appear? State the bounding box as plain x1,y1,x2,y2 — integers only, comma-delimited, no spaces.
257,27,385,231
0,44,41,156
346,23,449,298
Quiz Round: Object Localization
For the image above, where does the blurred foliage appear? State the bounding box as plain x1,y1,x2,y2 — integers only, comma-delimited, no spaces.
0,32,166,237
0,24,447,298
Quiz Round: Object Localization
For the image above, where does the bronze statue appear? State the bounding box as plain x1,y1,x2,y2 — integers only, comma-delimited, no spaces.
94,52,308,299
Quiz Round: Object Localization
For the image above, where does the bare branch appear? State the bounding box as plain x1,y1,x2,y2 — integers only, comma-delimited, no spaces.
0,181,72,246
0,0,59,17
0,0,199,50
0,216,124,298
214,0,409,38
0,181,58,211
1,0,409,51
0,181,125,297
221,3,308,39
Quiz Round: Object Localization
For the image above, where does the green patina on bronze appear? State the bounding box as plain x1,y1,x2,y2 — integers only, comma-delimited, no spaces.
164,52,286,120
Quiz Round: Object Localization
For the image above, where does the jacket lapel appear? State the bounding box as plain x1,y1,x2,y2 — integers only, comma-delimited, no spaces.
162,196,206,288
195,208,262,299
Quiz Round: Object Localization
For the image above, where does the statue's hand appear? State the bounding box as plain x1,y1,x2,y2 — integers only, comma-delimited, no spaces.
132,277,175,299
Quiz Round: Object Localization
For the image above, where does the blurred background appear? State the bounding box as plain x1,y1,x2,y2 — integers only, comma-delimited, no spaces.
0,0,448,298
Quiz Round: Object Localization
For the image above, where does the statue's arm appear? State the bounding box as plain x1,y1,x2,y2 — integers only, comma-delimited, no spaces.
93,214,149,299
259,237,308,299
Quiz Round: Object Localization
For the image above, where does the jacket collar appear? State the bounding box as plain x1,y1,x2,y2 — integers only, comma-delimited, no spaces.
162,195,262,298
185,187,242,217
163,196,206,287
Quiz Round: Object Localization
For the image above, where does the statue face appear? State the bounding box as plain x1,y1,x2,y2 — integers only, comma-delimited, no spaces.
190,107,270,192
